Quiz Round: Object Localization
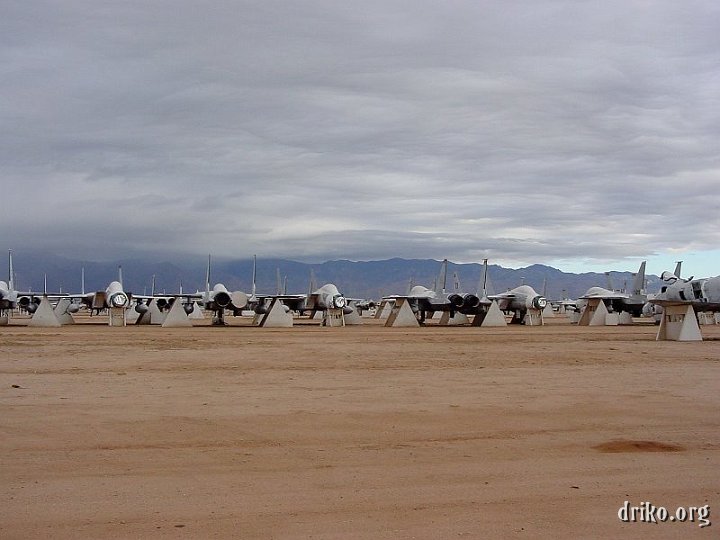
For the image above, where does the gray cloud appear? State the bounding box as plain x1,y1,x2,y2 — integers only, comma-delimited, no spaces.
2,0,720,271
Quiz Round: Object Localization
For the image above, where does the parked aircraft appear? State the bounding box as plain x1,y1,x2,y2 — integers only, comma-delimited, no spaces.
253,264,352,318
489,285,548,324
172,255,249,325
576,262,647,317
0,251,18,314
651,269,720,312
642,262,682,319
67,266,135,315
382,259,485,323
9,252,65,315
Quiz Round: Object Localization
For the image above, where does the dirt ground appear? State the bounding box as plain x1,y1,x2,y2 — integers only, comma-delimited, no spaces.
1,315,718,539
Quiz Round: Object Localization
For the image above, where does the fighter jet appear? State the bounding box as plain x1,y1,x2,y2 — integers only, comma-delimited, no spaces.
65,266,135,316
253,265,352,319
651,268,720,312
153,255,249,325
576,262,647,317
382,259,483,323
8,251,67,315
489,284,548,324
0,251,18,315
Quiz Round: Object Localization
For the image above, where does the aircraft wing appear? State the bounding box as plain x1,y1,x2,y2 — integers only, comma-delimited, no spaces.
255,294,307,310
579,292,629,300
649,298,720,313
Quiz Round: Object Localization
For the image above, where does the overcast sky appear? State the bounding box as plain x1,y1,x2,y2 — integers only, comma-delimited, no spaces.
2,0,719,276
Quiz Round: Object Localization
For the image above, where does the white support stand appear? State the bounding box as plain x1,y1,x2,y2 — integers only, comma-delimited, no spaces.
28,297,62,327
312,310,324,320
569,310,581,324
376,300,394,320
656,304,702,341
188,302,205,320
53,298,76,325
149,300,166,325
471,300,507,327
385,298,419,327
125,305,141,324
0,314,8,326
523,308,544,326
715,313,720,325
577,299,609,326
618,312,634,325
162,299,193,328
343,302,363,325
255,298,294,327
108,306,126,327
604,312,619,326
542,304,555,318
439,312,469,325
322,308,345,327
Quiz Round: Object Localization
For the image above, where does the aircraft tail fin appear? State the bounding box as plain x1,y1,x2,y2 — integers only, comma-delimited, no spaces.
436,259,448,293
309,269,317,295
542,277,548,298
8,250,14,291
151,274,156,296
631,261,646,295
276,267,282,295
453,271,461,293
406,276,414,295
43,273,48,296
118,266,123,287
477,259,495,297
673,261,683,279
81,267,85,295
251,255,257,298
205,255,211,296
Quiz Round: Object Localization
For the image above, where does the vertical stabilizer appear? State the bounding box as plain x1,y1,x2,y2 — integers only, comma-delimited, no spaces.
151,274,156,296
252,255,257,298
406,276,414,295
673,261,683,279
118,266,123,287
436,259,448,293
453,272,461,293
309,269,317,294
205,255,211,296
8,250,14,291
81,267,85,295
477,259,496,298
631,261,646,295
43,273,48,295
276,267,282,295
542,277,548,298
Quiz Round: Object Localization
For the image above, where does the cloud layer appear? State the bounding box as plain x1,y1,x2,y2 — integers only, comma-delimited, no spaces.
2,1,719,272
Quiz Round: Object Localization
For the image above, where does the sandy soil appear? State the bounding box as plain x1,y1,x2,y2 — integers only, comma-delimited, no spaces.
1,316,718,539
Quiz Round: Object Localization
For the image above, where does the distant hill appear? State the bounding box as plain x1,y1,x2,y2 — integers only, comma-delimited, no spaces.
6,251,662,301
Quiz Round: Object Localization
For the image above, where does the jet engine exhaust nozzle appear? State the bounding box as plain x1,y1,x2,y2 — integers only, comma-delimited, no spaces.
109,292,129,308
213,291,232,308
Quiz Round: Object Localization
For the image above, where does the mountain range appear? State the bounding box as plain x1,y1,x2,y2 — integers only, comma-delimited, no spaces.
6,251,665,301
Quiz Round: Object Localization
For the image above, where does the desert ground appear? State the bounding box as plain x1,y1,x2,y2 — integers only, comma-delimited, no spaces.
1,315,718,539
